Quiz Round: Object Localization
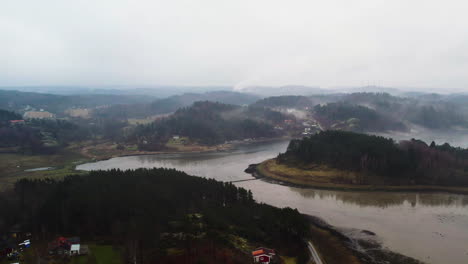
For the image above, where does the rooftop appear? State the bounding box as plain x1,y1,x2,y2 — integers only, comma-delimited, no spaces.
252,247,275,256
70,244,80,251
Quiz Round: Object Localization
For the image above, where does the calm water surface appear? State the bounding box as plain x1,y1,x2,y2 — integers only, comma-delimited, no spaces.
77,140,468,264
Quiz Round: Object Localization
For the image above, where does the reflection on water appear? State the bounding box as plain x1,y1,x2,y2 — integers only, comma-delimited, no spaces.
292,188,468,208
78,139,468,264
77,140,291,182
237,180,468,264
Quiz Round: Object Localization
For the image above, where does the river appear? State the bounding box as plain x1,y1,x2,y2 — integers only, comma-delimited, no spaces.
77,140,468,264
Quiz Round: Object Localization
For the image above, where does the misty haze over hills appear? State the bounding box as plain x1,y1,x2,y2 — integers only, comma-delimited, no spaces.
1,85,466,98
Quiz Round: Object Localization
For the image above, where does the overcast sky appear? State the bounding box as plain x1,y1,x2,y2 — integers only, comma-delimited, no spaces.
2,0,468,91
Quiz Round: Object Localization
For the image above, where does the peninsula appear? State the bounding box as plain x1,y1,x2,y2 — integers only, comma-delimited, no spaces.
249,131,468,193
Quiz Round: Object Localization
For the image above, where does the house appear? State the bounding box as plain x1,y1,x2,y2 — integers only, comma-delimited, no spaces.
173,135,180,140
23,111,55,119
252,247,276,263
9,120,25,125
70,244,80,255
48,237,80,256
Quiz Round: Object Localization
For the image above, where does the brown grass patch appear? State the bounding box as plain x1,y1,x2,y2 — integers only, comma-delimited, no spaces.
309,225,361,264
257,159,468,194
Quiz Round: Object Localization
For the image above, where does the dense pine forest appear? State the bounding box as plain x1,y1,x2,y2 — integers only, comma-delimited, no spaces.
0,168,310,263
278,131,468,186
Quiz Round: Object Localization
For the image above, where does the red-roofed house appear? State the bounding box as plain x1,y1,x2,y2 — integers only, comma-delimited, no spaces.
252,247,276,263
9,120,25,124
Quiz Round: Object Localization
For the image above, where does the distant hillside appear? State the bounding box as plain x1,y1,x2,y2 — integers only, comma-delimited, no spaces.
0,85,229,97
313,102,407,132
95,91,260,119
253,93,468,131
251,96,314,108
336,86,403,95
239,85,326,96
341,93,468,129
150,91,260,113
0,90,156,115
132,101,287,149
0,112,90,154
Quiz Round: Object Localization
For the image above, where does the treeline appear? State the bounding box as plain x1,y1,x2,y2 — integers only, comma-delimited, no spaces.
1,168,310,263
0,111,92,154
313,102,407,132
278,131,468,186
132,101,283,149
0,90,155,115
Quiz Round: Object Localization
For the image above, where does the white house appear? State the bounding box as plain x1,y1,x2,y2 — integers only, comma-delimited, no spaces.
70,244,80,256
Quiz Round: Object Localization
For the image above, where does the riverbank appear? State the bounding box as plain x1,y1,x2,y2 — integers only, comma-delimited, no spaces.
250,159,468,195
72,141,233,161
73,137,293,162
306,215,425,264
0,137,290,191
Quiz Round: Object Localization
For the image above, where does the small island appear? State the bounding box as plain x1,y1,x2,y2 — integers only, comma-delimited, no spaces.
249,131,468,193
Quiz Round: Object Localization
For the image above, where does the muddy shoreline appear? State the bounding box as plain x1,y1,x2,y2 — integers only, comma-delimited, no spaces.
306,215,425,264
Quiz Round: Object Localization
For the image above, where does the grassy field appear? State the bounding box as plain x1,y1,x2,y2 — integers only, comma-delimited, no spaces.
0,151,89,191
280,256,298,264
257,159,358,186
0,138,231,191
257,158,468,194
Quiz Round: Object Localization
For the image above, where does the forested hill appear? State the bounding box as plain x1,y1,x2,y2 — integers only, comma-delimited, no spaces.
1,168,310,263
278,131,468,186
313,102,407,132
0,115,89,154
342,93,468,129
94,91,260,119
252,95,315,108
132,101,289,149
251,93,468,131
0,89,156,114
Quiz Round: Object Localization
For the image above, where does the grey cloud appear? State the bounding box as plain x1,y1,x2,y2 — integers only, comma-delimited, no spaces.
1,0,468,92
